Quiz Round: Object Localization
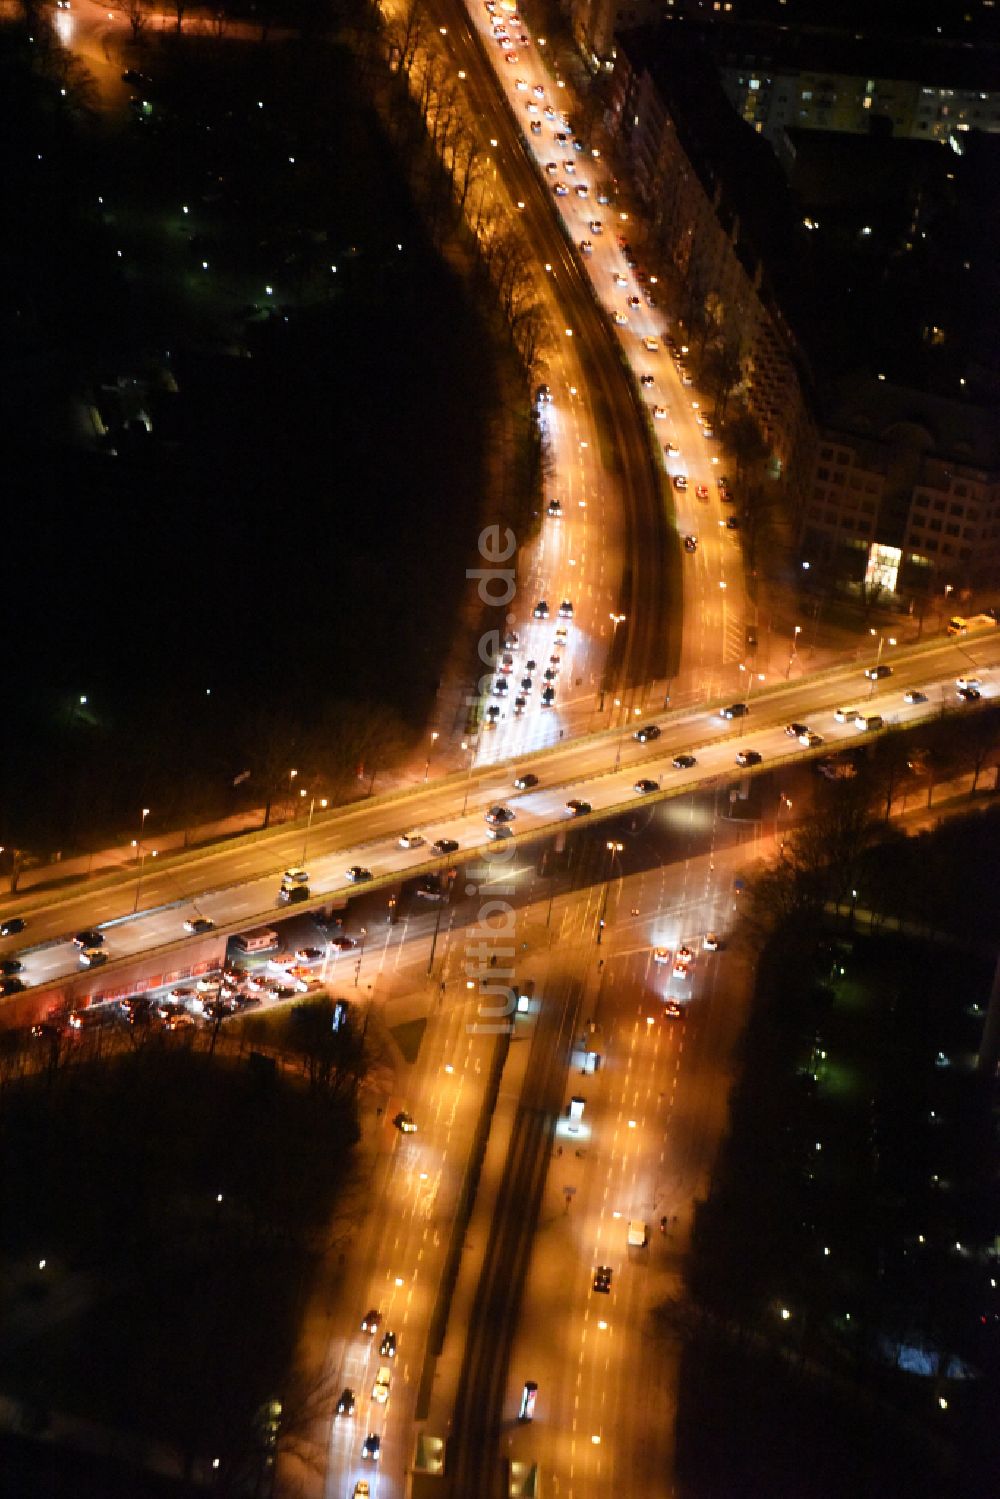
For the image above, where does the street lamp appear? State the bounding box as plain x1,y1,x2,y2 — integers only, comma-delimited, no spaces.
424,730,440,783
739,663,766,712
461,738,478,817
134,845,157,915
868,629,897,696
775,792,793,848
785,624,802,680
301,793,328,865
132,808,150,913
600,612,627,712
597,840,624,945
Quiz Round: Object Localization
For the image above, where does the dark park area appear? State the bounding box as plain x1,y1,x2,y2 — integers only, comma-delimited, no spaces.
673,806,1000,1499
0,1002,373,1495
0,16,501,850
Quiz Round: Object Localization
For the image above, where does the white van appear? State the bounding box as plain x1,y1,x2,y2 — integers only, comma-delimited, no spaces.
854,713,883,732
627,1220,648,1247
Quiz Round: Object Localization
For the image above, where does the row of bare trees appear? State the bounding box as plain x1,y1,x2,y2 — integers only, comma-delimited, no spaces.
376,0,551,379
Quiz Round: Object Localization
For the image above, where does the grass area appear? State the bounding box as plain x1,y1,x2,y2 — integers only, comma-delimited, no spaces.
1,26,503,848
677,907,998,1499
390,1016,427,1065
0,1042,358,1481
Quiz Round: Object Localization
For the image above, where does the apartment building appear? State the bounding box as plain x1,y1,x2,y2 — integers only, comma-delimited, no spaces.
609,29,813,477
715,25,1000,150
801,380,1000,596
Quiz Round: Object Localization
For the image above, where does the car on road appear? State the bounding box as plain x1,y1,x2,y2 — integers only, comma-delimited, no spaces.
530,119,542,135
346,866,372,883
372,1367,391,1404
956,676,982,691
593,1265,613,1293
558,599,574,618
433,838,459,854
393,1111,418,1133
864,663,893,680
684,534,698,552
640,374,655,388
282,867,309,885
566,799,591,816
673,475,687,490
553,181,569,196
672,753,697,769
958,685,982,702
676,945,694,967
533,599,550,618
514,695,527,715
379,1331,397,1359
834,705,860,723
653,947,671,964
0,957,23,975
634,778,659,795
719,703,748,720
336,1389,355,1417
398,832,424,849
903,689,927,704
278,884,310,904
800,731,824,748
353,1484,370,1499
73,929,103,948
79,947,107,967
736,749,762,767
633,723,660,743
513,773,539,789
642,336,659,352
0,917,25,938
665,440,679,454
785,722,809,738
541,686,556,707
613,311,629,326
703,932,722,951
664,1000,683,1017
519,1381,538,1421
361,1433,381,1461
361,1309,381,1335
589,219,603,233
485,805,515,825
579,238,592,254
543,668,557,683
329,935,356,952
296,947,323,962
184,916,214,934
493,677,509,696
725,515,740,529
695,484,709,500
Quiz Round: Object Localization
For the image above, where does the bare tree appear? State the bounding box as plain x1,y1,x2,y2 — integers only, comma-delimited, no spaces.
118,0,147,40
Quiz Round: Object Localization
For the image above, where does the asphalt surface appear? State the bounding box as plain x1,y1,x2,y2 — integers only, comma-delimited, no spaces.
3,630,996,1009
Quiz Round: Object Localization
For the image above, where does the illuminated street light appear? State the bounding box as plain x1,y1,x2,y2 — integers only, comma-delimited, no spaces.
132,807,151,914
424,730,440,783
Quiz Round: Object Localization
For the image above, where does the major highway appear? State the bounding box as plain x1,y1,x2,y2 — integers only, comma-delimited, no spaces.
1,630,996,1011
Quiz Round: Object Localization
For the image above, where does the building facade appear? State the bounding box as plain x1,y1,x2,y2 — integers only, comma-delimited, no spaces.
609,33,813,479
800,382,1000,597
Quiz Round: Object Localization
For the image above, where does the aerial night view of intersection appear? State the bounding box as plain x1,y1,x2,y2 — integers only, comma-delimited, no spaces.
3,0,1000,1495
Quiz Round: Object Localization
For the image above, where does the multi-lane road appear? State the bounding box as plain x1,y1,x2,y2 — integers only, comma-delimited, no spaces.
269,780,763,1497
3,629,996,1011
